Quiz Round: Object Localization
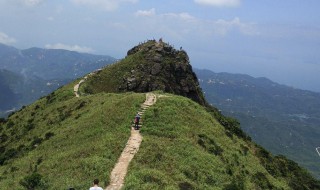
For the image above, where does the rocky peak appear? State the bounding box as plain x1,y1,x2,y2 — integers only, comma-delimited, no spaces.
121,39,206,105
83,39,206,106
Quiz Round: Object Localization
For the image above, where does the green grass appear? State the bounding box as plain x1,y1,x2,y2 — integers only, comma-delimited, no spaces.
0,83,145,189
1,85,319,189
80,52,147,94
123,94,320,190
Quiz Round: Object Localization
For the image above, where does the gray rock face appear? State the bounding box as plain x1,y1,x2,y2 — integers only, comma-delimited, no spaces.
122,40,206,105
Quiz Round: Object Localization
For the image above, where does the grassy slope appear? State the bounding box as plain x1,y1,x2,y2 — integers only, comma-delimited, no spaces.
0,81,319,189
80,49,146,94
0,81,145,189
124,95,291,189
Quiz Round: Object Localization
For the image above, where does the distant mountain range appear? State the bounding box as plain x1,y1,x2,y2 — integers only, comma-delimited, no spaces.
0,43,116,116
195,69,320,178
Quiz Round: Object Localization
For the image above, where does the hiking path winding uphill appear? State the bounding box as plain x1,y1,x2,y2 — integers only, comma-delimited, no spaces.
105,93,156,190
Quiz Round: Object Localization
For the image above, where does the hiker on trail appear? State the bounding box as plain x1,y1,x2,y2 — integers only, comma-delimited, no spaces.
134,113,141,130
89,179,103,190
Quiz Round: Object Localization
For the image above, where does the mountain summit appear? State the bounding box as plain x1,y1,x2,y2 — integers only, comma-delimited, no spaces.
81,39,206,105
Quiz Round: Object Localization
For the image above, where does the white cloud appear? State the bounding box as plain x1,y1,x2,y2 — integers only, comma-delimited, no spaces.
1,0,44,7
194,0,240,7
136,9,195,21
162,12,196,22
0,32,16,45
22,0,43,6
135,8,156,17
214,17,259,36
134,9,256,38
45,43,94,53
71,0,138,11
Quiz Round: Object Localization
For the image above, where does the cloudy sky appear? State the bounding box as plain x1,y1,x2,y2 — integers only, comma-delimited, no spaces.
0,0,319,92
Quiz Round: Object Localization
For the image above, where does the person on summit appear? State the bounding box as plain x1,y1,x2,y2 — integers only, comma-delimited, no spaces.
89,179,103,190
134,113,141,130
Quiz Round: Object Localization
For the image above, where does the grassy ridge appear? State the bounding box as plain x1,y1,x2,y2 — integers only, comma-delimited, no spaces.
124,94,318,189
1,84,319,189
0,83,145,189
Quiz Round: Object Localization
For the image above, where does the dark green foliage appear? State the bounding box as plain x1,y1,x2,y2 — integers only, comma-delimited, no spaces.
25,123,35,131
0,148,18,165
198,134,223,156
0,133,8,143
6,120,14,128
0,118,6,124
255,145,320,189
223,177,245,190
44,132,54,140
30,137,43,147
206,105,251,141
251,172,274,189
178,182,194,190
19,172,47,190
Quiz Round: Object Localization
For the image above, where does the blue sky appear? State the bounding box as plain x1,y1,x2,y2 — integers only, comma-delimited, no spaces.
0,0,319,92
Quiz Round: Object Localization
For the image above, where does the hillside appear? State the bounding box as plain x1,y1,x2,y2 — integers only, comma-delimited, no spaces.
0,40,319,189
0,69,20,110
0,43,116,117
195,69,320,178
0,43,116,80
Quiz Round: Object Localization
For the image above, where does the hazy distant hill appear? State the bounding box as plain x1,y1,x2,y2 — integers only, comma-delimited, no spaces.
195,69,320,178
0,43,116,116
0,43,115,79
0,40,318,189
0,69,20,110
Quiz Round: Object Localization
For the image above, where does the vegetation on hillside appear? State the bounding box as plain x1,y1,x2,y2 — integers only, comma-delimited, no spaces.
195,69,320,178
0,41,319,189
0,82,145,189
123,94,320,189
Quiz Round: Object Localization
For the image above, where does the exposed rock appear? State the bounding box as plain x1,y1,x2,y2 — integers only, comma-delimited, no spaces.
123,40,206,105
151,63,162,75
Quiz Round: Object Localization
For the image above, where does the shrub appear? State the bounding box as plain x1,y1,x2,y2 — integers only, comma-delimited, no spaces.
20,172,47,190
0,133,8,143
251,172,274,189
6,120,14,128
0,117,6,124
31,137,43,147
45,132,54,140
0,148,18,165
198,134,223,156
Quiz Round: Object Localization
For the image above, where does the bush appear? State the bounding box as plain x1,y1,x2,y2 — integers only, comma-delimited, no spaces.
45,132,54,140
6,120,14,128
198,134,223,156
0,148,18,165
31,137,43,147
251,172,274,189
0,117,6,124
20,172,47,190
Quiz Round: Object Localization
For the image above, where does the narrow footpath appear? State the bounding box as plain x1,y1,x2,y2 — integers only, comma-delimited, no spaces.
73,70,100,97
106,93,157,190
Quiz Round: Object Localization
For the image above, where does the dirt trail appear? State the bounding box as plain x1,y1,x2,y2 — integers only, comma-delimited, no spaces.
105,93,157,190
73,79,85,97
73,71,99,97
